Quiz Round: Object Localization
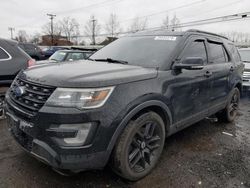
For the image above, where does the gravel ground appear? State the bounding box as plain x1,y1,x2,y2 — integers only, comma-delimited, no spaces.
0,95,250,188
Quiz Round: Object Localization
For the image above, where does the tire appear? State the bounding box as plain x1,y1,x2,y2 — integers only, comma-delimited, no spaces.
0,96,5,120
111,112,166,181
217,88,240,123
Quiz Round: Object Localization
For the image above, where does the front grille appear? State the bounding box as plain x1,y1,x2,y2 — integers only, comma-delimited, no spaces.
9,77,55,114
243,71,250,80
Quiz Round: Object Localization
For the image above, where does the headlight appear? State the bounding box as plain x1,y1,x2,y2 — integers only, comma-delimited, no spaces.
46,87,114,109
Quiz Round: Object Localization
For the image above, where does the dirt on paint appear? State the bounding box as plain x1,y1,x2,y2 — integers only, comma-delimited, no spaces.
0,95,250,188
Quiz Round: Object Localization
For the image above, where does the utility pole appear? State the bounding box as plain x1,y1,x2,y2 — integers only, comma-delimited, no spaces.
47,13,56,45
8,27,15,39
91,17,96,45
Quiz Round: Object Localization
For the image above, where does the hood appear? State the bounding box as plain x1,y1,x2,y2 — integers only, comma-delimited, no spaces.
21,60,158,88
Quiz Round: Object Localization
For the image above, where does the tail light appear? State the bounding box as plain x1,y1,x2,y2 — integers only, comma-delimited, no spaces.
27,59,36,67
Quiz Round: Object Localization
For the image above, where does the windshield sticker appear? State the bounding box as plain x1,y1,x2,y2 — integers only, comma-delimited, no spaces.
154,36,177,41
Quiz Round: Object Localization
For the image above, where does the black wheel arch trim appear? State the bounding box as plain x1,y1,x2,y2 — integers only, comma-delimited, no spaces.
106,99,172,155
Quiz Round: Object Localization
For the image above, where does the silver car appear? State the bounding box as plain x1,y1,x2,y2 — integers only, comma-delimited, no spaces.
239,48,250,90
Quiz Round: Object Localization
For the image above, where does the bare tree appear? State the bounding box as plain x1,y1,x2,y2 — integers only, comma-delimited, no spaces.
105,13,121,37
42,22,62,36
59,17,80,42
170,14,181,31
129,17,148,33
16,30,28,42
162,15,170,30
220,31,250,43
30,32,41,44
84,15,101,45
162,14,181,31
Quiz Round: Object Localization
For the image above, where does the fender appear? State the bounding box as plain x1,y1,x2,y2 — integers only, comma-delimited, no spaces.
233,81,242,92
106,99,173,153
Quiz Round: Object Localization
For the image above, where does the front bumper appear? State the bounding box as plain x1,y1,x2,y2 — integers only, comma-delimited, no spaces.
5,96,114,171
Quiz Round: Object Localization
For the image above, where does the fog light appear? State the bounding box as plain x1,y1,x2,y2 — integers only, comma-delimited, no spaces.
59,123,91,146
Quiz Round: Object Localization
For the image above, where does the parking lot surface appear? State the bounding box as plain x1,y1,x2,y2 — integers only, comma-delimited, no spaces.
0,96,250,188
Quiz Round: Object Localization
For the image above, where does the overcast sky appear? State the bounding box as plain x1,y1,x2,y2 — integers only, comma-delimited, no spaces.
1,0,250,39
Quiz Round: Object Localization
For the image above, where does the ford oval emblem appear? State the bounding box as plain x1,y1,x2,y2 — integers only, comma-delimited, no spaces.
14,86,26,97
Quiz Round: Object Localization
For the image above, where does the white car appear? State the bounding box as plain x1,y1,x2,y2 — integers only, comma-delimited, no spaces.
239,48,250,90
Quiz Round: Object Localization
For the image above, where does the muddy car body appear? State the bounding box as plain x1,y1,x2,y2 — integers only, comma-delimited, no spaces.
5,30,244,180
238,48,250,90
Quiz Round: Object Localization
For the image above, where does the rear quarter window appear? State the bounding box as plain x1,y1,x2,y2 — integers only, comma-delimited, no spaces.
0,47,11,60
228,44,241,62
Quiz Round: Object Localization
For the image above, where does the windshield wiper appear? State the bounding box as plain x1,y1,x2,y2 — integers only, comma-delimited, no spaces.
89,58,128,65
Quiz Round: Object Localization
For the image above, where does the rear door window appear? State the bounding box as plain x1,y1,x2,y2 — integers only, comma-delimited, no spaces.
228,44,241,61
0,47,10,60
208,42,228,63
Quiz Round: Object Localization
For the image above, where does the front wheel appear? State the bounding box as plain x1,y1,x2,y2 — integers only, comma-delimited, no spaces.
217,88,240,122
111,112,166,181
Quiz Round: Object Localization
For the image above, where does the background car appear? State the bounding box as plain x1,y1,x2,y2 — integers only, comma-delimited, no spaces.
36,49,96,64
42,46,69,58
238,48,250,90
0,38,34,118
18,43,45,60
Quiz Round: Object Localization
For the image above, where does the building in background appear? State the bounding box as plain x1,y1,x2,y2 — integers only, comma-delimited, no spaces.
40,35,73,46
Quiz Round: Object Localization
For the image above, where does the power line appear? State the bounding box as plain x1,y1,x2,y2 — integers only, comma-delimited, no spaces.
16,0,124,28
56,0,123,15
119,0,206,23
176,12,250,28
74,11,250,38
144,12,250,32
183,0,244,19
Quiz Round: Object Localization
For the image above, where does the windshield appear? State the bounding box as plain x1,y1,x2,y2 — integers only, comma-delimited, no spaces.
239,50,250,62
90,36,180,68
49,51,66,61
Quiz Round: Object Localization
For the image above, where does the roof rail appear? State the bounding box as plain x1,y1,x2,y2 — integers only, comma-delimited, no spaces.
186,29,229,40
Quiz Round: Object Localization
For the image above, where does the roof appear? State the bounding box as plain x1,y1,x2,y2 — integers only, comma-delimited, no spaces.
57,49,95,53
129,30,184,37
128,29,229,40
0,38,18,45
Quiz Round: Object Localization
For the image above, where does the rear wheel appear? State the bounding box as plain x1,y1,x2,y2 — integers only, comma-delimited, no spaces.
217,88,240,122
111,112,165,181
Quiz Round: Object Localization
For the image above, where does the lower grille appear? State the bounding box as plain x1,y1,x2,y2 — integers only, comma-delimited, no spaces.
11,126,33,151
9,77,55,115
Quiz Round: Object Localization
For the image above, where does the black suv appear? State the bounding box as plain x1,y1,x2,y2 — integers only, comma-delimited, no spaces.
0,38,33,119
18,43,45,60
5,30,244,181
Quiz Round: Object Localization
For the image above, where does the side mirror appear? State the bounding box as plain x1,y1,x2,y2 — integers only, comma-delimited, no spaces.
174,57,204,70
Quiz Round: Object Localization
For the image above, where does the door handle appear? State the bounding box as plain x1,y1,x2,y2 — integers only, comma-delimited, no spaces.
204,71,212,78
